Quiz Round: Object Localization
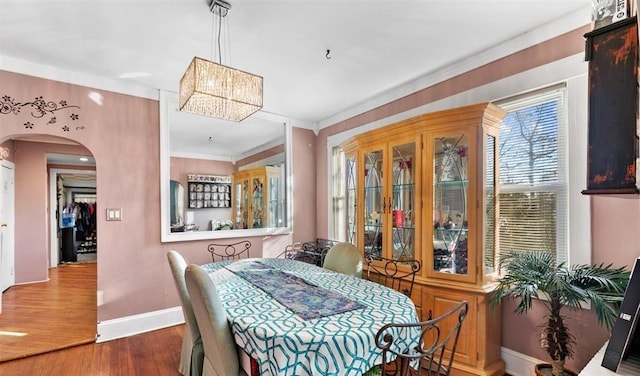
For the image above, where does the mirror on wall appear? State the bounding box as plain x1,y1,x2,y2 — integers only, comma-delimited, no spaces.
160,90,292,242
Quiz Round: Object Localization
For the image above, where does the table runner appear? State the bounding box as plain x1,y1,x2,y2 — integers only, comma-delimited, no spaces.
225,260,366,320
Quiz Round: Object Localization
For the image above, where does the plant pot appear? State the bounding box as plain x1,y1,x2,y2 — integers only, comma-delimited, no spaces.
534,363,578,376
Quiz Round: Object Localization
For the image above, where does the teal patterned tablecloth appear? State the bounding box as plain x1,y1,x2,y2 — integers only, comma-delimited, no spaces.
203,258,420,376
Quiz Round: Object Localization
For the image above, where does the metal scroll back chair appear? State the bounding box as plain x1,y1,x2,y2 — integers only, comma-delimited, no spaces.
307,238,339,266
279,239,339,266
279,242,303,258
375,301,468,376
364,253,421,297
279,242,317,265
207,240,251,262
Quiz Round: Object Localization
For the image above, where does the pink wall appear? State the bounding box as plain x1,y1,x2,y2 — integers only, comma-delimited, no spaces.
0,70,301,322
501,298,610,372
12,140,91,282
236,144,285,168
170,157,235,196
313,23,629,372
591,195,640,268
290,127,317,243
170,156,235,229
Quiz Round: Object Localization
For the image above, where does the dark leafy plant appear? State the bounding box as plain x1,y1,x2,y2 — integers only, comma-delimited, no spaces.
490,250,630,376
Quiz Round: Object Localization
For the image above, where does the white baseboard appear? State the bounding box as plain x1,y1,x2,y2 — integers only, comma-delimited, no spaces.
502,347,545,376
96,306,184,343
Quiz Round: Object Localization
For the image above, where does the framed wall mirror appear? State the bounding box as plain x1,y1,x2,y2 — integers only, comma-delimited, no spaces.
160,90,292,242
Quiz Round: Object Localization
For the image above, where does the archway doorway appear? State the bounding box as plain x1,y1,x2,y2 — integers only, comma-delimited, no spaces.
0,137,97,362
48,163,97,267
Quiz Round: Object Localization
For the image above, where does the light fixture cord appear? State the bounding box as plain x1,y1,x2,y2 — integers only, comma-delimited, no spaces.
210,11,216,63
225,12,231,67
217,10,223,64
211,10,223,64
210,4,228,65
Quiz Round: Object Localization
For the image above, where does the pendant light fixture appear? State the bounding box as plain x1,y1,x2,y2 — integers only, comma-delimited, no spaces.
179,0,263,122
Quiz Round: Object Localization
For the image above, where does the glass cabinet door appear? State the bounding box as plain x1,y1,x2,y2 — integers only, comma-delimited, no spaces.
346,154,357,245
391,142,416,260
267,176,279,228
251,175,265,228
234,177,249,229
363,148,383,258
433,134,469,275
234,167,282,230
361,139,418,262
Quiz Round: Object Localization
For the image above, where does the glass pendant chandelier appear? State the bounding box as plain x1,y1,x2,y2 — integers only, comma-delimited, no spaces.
179,0,263,122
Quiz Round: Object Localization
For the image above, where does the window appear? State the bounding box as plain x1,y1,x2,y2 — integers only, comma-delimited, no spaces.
331,146,347,242
497,85,567,262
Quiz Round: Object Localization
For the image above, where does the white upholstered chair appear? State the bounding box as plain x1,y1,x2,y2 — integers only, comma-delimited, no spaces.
185,263,248,376
323,242,363,278
167,251,204,376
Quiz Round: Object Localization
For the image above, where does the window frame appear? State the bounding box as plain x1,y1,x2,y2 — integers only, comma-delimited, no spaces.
331,146,347,242
496,85,569,263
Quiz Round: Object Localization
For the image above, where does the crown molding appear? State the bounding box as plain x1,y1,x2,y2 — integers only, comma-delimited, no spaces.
1,55,159,100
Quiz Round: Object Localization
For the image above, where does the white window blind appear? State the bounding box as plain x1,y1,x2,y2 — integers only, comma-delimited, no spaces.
497,85,568,262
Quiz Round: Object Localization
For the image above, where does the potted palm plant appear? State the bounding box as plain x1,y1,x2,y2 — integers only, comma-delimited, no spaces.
490,250,630,376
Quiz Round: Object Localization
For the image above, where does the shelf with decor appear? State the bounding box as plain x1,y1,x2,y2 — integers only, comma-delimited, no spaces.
186,174,232,209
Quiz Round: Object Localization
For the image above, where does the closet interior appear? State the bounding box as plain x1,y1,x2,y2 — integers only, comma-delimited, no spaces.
58,176,97,264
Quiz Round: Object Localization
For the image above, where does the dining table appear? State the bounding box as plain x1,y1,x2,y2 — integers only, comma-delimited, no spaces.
202,257,420,376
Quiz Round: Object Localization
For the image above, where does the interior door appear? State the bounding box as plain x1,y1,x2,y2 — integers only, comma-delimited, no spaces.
0,160,15,296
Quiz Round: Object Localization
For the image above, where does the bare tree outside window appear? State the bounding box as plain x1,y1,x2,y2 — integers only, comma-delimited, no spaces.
499,102,558,185
498,89,566,261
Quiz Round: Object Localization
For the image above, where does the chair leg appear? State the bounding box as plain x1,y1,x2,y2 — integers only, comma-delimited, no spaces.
179,330,193,376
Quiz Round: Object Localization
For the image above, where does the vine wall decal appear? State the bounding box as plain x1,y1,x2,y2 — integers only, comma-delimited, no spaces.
1,95,83,132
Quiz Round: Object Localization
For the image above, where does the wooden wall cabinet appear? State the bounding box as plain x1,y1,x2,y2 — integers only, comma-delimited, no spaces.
582,16,639,194
341,103,506,376
232,166,282,229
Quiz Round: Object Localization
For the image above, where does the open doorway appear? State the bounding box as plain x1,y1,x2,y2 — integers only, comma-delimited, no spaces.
0,159,15,298
48,163,97,267
0,143,97,361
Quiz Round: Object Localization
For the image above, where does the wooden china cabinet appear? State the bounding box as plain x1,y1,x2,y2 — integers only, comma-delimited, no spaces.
341,103,506,376
232,166,282,229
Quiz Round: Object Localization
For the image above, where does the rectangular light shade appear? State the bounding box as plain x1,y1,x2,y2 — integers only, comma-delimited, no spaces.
179,57,263,122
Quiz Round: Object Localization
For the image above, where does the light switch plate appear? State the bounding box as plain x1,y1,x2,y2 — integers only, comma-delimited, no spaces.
106,208,122,221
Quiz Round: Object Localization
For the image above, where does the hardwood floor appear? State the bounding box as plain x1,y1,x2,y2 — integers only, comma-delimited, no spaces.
0,261,185,374
0,262,511,375
0,323,512,376
0,325,183,375
0,262,97,362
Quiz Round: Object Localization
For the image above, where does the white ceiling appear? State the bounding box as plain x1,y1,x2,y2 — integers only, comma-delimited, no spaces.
0,0,591,158
47,153,96,186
